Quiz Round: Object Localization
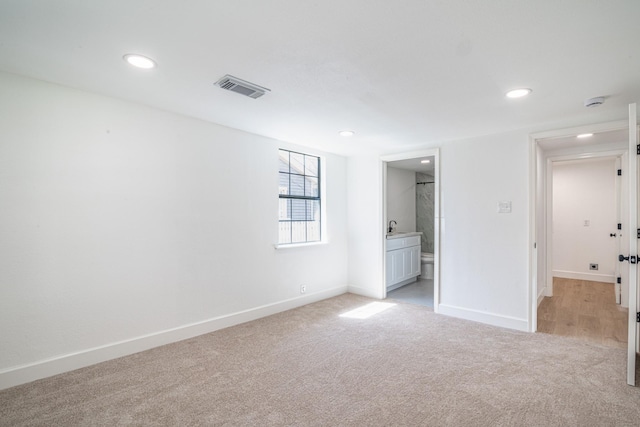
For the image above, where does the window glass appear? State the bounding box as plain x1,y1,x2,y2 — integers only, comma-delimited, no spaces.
278,149,322,244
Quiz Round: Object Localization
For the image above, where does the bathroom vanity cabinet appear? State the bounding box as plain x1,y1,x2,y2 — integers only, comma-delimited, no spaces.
385,234,421,291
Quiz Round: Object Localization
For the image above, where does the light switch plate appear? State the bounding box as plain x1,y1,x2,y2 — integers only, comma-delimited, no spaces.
497,201,512,213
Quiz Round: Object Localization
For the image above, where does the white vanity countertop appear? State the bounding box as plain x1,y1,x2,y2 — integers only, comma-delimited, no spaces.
386,231,422,240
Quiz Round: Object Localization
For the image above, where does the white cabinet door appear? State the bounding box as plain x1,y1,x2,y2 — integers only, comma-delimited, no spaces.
410,245,421,276
387,248,411,286
392,250,405,283
386,250,393,286
403,249,412,281
386,236,423,288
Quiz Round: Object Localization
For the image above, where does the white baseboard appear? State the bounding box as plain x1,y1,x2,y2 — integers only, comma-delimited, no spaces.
0,285,348,391
537,287,546,306
438,304,529,332
552,270,615,283
347,284,383,299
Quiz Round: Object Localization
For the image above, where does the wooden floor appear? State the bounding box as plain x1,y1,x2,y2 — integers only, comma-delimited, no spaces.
537,277,628,348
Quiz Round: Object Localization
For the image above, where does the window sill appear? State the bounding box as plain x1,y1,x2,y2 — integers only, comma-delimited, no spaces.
274,241,328,250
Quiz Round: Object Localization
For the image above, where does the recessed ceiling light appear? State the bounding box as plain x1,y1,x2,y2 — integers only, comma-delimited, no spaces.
505,88,532,98
339,130,355,137
123,54,156,69
577,133,594,138
421,159,431,164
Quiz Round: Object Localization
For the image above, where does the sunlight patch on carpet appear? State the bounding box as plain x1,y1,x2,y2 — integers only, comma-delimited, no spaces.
339,302,396,319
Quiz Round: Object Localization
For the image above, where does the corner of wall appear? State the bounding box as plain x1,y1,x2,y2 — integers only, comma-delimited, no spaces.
0,285,348,391
438,304,529,332
347,284,383,299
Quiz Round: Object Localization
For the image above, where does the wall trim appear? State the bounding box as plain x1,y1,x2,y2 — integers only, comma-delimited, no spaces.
552,270,615,283
347,284,383,299
0,285,348,391
537,287,546,306
544,285,553,297
438,304,529,332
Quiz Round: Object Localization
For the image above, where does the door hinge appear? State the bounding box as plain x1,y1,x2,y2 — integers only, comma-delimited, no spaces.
617,277,622,284
637,312,640,323
618,169,622,176
618,223,622,230
638,229,640,239
637,144,640,155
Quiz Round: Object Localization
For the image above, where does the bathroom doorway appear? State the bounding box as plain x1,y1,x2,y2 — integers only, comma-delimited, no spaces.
381,149,440,311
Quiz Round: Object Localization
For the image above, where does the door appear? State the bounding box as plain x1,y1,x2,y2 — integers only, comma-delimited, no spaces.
626,103,638,386
617,154,630,306
615,156,622,304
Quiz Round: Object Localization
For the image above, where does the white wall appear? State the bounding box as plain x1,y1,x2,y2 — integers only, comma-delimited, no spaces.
552,158,617,282
0,72,349,388
438,132,530,329
347,156,384,298
386,166,416,232
348,130,531,331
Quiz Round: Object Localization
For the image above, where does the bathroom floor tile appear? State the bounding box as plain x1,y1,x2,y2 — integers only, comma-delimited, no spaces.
386,278,433,308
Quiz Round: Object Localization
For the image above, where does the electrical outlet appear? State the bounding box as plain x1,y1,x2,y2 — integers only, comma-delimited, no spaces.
589,263,598,271
300,285,306,294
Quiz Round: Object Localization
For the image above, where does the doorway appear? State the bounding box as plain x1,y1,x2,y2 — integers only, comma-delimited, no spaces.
531,106,639,386
539,155,628,347
533,127,629,347
380,149,440,311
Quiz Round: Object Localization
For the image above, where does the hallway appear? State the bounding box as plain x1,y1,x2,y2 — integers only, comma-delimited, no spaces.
537,277,628,348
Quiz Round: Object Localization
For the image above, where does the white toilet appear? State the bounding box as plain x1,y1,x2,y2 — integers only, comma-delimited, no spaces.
420,252,434,279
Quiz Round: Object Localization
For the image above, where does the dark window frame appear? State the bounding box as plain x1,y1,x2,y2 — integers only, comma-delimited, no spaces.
278,149,322,244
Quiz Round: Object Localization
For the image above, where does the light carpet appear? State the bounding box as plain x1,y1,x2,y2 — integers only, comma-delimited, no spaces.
1,293,639,426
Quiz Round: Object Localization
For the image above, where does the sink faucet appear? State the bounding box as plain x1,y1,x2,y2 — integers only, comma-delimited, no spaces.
388,220,397,233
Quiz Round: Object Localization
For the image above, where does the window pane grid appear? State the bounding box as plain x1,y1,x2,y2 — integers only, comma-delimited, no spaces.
278,149,321,244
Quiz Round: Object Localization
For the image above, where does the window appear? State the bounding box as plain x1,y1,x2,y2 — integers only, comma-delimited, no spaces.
278,149,321,244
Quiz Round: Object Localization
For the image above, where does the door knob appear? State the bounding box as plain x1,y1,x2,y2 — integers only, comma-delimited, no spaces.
619,254,637,264
610,233,617,237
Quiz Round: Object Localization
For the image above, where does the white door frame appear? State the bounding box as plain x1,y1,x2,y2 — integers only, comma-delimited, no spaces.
529,120,628,333
626,103,638,386
615,155,625,305
381,148,440,312
544,152,625,294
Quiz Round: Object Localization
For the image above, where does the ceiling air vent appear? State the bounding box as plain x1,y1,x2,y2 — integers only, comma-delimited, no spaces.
215,74,270,99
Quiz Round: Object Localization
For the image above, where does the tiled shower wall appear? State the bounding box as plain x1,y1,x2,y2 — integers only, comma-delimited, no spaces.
416,172,434,253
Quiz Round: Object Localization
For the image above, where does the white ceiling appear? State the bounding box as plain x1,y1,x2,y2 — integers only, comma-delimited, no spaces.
1,1,639,156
